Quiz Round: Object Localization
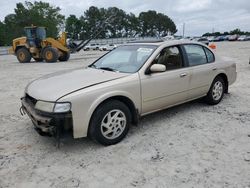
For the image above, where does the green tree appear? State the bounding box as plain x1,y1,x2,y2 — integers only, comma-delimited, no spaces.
230,28,243,35
202,29,250,37
139,10,157,37
0,21,6,45
139,10,177,37
155,13,177,36
65,6,177,40
65,15,83,39
14,1,64,37
83,6,107,39
2,1,64,45
105,7,127,38
126,13,141,37
3,14,19,45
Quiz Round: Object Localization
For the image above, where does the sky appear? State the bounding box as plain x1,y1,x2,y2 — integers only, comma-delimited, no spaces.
0,0,250,36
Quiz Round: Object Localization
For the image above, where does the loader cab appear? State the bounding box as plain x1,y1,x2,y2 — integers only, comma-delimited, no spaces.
24,26,46,47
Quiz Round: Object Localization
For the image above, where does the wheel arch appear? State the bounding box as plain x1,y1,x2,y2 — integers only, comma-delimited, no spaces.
87,95,139,136
15,45,29,53
106,96,139,124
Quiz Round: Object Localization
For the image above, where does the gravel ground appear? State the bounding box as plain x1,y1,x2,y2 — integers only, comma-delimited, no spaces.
0,42,250,188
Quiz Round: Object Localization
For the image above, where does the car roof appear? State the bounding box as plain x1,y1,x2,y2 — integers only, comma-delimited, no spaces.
123,39,206,47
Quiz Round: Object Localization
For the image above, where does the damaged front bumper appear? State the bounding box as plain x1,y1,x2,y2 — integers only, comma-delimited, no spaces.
20,96,73,139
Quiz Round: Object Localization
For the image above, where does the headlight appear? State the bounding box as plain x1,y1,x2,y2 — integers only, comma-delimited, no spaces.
54,102,71,113
35,101,71,113
35,101,55,112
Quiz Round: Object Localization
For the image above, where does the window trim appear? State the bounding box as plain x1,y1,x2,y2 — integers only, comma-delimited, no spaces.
145,45,186,74
203,46,215,63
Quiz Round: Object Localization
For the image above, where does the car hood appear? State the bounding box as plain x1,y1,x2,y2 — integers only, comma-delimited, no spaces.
26,67,129,101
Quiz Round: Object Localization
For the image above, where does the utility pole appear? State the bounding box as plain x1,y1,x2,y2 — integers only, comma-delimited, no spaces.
183,23,185,38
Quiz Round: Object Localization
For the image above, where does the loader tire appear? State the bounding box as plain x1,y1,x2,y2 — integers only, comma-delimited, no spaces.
43,47,58,63
58,51,70,62
16,48,31,63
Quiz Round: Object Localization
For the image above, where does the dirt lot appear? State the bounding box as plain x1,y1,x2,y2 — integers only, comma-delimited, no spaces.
0,42,250,188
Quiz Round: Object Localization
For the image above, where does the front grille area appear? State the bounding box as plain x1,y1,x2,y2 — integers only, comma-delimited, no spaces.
25,94,37,106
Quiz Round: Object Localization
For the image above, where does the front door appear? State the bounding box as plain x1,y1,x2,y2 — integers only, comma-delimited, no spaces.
140,46,190,115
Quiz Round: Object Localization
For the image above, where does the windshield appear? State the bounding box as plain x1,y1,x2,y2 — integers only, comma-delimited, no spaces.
24,27,46,40
90,45,157,73
24,28,36,40
36,27,46,40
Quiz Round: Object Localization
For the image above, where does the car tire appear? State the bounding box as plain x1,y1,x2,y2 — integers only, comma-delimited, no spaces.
58,51,70,61
206,76,225,105
43,47,59,63
89,100,131,145
16,48,31,63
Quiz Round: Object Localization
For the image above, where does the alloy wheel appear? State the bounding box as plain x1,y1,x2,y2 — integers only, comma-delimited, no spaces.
100,109,127,140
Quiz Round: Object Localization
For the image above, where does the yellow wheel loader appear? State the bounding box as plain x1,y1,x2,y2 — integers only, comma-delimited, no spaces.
9,26,70,63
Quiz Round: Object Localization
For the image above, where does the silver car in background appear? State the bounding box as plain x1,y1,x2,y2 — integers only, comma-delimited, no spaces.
21,40,237,145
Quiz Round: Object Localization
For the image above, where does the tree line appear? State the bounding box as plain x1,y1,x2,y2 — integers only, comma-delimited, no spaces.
65,6,177,40
202,29,250,37
0,1,177,46
0,1,64,46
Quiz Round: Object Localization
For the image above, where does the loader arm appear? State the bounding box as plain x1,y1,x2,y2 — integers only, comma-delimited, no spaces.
44,38,69,52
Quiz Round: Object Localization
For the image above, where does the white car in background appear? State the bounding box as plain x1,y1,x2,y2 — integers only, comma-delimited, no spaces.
83,43,100,51
237,35,248,41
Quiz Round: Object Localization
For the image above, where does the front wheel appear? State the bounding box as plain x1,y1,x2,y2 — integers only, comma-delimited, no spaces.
43,47,59,63
88,100,131,145
16,48,31,63
206,77,225,105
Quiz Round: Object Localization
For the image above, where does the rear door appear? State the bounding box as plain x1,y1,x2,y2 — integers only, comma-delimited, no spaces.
140,45,191,114
183,44,217,99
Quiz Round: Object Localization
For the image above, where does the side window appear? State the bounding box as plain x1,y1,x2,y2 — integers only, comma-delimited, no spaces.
204,47,215,63
156,46,183,70
184,45,207,66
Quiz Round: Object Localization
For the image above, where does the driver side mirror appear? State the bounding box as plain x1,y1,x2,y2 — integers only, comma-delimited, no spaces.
149,64,166,73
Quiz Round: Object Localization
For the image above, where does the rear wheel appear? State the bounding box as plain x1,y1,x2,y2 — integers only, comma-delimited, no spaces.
206,76,225,105
58,51,70,61
16,48,31,63
88,100,131,145
43,47,58,63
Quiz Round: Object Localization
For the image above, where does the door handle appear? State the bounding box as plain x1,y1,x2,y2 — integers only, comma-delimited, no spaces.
212,67,217,71
180,73,188,77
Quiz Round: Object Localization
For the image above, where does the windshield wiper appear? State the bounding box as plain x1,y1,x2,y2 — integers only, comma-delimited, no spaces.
88,64,96,68
98,67,117,72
